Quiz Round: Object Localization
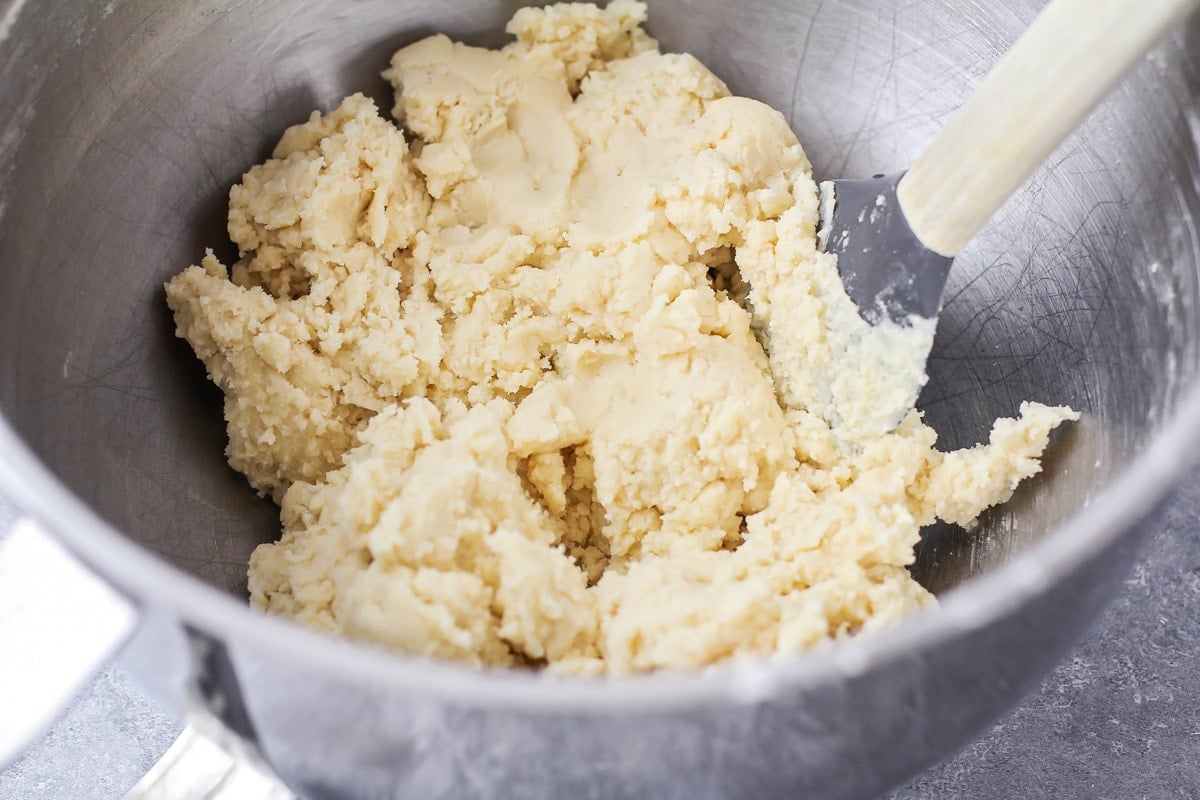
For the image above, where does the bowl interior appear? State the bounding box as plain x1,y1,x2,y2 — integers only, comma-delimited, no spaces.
0,0,1198,597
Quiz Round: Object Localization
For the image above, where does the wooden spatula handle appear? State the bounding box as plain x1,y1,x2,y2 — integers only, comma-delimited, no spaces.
897,0,1198,257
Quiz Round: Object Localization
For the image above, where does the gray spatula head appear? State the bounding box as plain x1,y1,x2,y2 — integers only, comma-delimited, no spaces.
817,171,953,326
815,171,954,431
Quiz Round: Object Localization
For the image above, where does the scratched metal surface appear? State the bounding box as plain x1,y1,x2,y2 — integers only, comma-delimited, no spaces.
0,0,1196,596
0,1,1199,798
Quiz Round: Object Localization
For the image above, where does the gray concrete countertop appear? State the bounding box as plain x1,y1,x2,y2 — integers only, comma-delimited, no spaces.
1,467,1198,799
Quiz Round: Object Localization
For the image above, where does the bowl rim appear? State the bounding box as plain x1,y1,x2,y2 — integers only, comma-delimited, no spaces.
2,373,1199,713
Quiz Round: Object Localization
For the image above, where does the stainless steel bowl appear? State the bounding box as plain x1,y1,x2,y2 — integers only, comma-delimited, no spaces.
1,1,1198,798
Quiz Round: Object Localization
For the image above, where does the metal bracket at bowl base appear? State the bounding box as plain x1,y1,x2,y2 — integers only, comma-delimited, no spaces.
124,709,294,800
0,518,292,799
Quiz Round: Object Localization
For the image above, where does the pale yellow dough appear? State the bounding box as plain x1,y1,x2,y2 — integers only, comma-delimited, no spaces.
165,1,1077,675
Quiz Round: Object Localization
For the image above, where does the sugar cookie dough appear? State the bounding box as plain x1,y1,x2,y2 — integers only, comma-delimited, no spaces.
165,0,1077,675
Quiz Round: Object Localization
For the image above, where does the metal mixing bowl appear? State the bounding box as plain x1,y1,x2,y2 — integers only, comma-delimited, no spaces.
1,1,1198,798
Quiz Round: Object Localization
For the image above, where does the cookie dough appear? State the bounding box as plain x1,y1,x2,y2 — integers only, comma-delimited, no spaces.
165,0,1077,675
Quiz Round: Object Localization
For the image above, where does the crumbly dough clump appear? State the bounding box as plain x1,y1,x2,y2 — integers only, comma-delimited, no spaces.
165,1,1077,675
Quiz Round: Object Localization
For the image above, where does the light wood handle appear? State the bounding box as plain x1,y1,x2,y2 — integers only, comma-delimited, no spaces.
898,0,1198,257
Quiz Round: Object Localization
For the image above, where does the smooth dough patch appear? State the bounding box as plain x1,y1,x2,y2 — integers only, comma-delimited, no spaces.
166,0,1078,675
